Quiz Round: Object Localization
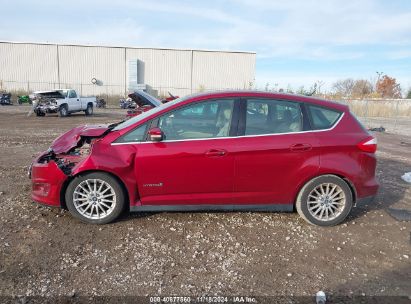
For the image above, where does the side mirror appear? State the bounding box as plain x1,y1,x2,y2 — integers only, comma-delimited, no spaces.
148,127,164,142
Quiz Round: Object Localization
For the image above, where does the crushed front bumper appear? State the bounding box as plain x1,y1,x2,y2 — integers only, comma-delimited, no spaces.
30,160,68,207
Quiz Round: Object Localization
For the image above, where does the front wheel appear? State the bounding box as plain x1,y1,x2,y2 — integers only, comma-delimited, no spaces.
65,172,125,224
296,175,353,226
59,105,68,117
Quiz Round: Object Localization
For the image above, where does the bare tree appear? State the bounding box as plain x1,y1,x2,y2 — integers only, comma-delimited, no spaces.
352,79,373,99
316,80,325,95
332,78,355,98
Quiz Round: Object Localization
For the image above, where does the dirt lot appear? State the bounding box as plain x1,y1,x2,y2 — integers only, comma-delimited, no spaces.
0,105,410,301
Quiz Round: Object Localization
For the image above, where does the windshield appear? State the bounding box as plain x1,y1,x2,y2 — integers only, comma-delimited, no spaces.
57,90,68,97
112,96,187,131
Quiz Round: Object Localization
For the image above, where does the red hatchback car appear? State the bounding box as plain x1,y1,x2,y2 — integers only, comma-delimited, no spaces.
30,91,378,226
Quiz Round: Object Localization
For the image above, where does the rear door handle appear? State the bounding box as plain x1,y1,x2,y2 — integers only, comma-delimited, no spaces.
205,149,227,157
290,143,312,152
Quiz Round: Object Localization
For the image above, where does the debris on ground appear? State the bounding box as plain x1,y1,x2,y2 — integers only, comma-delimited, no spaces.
401,172,411,183
316,290,326,304
369,126,386,132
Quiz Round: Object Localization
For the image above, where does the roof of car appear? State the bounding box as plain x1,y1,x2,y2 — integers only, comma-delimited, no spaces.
186,90,348,111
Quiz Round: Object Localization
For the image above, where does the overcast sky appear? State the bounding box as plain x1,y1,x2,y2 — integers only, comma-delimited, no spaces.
1,0,411,92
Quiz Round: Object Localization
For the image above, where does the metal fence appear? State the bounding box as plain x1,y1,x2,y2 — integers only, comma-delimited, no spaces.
0,80,252,104
337,98,411,136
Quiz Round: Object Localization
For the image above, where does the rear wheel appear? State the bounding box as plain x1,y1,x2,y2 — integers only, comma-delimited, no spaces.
65,172,125,224
59,104,68,117
85,103,93,116
296,175,353,226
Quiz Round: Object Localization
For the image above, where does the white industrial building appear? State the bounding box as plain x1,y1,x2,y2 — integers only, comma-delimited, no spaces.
0,41,256,98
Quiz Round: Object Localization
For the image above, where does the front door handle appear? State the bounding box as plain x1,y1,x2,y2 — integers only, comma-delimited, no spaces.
290,143,312,152
205,149,227,157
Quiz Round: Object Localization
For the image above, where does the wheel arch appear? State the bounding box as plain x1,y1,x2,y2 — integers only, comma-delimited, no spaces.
294,173,357,207
60,169,131,211
59,103,68,110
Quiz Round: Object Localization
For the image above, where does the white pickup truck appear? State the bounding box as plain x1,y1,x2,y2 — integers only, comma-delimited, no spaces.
33,89,96,117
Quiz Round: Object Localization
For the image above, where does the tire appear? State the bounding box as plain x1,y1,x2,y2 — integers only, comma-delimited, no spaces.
296,175,353,226
59,104,68,117
36,111,45,117
85,103,93,116
65,172,126,224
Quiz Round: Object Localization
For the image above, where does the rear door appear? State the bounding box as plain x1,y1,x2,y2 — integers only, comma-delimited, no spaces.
232,98,320,205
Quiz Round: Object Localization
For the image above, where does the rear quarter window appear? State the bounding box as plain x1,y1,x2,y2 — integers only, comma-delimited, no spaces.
307,105,342,130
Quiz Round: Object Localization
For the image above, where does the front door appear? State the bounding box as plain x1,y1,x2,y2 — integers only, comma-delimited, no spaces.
135,98,239,205
68,90,81,111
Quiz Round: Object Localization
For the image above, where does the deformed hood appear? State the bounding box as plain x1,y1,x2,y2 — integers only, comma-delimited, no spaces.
50,125,109,154
128,90,162,108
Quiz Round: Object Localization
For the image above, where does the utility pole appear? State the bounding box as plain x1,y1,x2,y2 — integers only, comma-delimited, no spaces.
375,71,383,97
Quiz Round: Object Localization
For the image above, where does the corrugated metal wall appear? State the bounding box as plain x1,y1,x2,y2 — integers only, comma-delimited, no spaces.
192,51,256,92
58,45,126,96
0,42,255,97
0,42,59,92
126,48,192,97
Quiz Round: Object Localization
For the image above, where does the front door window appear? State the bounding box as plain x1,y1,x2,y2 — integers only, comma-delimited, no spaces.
158,99,235,140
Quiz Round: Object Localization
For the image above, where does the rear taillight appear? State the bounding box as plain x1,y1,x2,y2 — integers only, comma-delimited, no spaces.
357,137,377,153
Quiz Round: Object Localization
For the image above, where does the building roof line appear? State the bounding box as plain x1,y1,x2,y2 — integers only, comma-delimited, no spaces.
0,40,256,55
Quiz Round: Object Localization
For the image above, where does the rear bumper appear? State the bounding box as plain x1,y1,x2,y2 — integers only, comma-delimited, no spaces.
355,177,379,202
30,160,67,207
355,195,376,207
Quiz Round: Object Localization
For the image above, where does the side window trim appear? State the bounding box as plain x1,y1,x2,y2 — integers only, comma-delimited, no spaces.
237,98,247,136
229,98,241,137
300,103,313,131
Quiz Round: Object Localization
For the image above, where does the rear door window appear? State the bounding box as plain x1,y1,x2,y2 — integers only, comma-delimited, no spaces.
245,99,303,135
307,105,342,130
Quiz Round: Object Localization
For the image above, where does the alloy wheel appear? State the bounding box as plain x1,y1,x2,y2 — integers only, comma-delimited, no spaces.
72,179,116,220
307,182,346,221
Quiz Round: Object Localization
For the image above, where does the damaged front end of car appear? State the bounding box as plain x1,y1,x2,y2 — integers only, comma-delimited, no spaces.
32,90,66,116
29,125,111,207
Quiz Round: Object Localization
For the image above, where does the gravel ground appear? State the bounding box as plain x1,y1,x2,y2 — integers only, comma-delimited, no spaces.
359,116,411,137
0,105,410,301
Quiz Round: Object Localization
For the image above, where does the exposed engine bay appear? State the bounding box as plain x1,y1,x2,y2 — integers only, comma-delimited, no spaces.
33,91,65,116
37,138,94,175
